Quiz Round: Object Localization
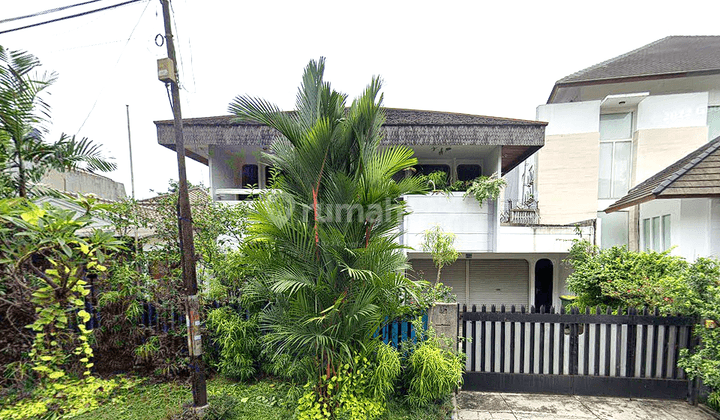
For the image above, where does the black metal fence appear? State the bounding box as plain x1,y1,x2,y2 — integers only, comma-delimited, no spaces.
460,304,699,400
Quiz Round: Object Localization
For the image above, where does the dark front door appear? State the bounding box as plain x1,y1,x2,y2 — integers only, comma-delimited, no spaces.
534,259,553,310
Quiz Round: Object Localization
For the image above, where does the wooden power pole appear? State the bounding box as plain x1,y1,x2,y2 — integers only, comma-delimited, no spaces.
159,0,207,407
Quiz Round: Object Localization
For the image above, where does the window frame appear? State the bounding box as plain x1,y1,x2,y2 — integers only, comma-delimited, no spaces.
642,214,671,252
599,112,634,199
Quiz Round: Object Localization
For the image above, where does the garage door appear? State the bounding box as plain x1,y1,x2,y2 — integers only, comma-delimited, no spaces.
468,259,528,308
409,259,466,305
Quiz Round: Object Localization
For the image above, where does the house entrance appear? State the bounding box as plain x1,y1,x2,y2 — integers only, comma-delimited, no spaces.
534,259,553,309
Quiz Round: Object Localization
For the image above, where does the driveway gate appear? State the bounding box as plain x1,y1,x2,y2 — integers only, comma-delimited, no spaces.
460,305,699,400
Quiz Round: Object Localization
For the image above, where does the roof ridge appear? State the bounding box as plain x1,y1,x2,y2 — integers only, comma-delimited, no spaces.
556,37,671,84
651,136,720,195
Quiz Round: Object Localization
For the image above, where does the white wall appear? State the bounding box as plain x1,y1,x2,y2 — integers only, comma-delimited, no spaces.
536,101,601,136
639,198,719,260
208,145,265,197
636,92,709,130
403,193,495,253
497,225,594,253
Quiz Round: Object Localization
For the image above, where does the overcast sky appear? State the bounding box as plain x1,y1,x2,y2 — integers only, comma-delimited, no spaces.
2,0,719,198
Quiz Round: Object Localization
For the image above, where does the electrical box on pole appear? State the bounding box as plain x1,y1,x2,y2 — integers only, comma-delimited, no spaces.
157,58,176,83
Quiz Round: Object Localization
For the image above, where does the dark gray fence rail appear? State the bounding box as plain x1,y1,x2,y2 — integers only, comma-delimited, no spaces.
460,304,698,400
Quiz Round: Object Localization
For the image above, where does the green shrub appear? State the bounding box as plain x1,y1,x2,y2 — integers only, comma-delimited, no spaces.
206,307,260,381
402,319,463,408
295,352,392,420
564,240,694,314
463,174,506,207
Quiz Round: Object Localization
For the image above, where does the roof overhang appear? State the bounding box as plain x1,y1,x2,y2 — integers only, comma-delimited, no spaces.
547,69,720,104
156,114,546,175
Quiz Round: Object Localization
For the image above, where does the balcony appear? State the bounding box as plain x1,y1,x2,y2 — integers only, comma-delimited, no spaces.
401,192,497,253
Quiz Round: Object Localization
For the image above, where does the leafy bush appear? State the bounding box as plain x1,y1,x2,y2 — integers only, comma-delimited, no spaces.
401,319,463,408
0,376,134,419
564,240,694,314
463,174,506,207
206,307,260,381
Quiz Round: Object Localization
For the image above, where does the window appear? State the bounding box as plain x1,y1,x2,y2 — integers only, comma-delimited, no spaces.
599,113,633,199
457,164,481,182
414,164,450,176
242,164,258,187
642,214,671,251
708,106,720,141
598,211,628,249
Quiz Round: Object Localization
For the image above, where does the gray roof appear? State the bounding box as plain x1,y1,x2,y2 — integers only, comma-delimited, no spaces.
155,108,547,175
605,136,720,213
549,36,720,102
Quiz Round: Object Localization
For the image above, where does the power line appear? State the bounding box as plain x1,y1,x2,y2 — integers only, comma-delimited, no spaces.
76,0,151,134
0,0,105,24
0,0,146,35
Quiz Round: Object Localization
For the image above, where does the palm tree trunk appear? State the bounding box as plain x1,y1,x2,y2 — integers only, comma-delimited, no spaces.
435,266,442,286
16,142,27,198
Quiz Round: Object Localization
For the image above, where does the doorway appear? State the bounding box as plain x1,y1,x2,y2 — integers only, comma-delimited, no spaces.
534,259,553,310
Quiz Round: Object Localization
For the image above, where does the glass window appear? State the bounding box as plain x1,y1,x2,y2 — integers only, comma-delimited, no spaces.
612,142,632,197
708,106,720,141
643,218,651,251
599,112,633,199
598,143,613,198
600,113,633,140
242,164,258,187
414,164,450,176
457,164,481,182
652,217,661,251
598,211,629,249
662,215,671,250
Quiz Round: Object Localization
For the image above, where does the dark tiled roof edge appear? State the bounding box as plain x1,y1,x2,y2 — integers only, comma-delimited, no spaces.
652,138,720,195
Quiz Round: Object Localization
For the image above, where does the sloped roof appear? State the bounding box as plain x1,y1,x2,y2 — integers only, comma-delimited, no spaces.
549,36,720,102
155,108,547,175
605,136,720,213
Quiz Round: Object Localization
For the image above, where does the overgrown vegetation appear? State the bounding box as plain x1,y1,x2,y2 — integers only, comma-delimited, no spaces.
565,240,720,408
413,170,506,207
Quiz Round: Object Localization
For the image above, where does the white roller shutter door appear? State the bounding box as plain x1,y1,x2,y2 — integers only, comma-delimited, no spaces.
468,259,528,308
409,259,466,305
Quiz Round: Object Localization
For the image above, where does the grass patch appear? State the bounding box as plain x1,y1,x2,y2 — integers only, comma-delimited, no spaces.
67,376,451,420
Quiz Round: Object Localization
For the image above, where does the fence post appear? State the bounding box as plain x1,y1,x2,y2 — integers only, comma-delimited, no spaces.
687,322,700,405
429,302,459,352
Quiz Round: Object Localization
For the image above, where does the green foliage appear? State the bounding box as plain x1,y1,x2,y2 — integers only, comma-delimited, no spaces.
415,171,449,191
231,57,426,411
421,225,459,286
206,307,260,381
0,376,134,419
462,173,506,207
564,240,695,314
0,197,121,386
401,318,463,408
0,46,115,198
295,349,399,420
677,258,720,395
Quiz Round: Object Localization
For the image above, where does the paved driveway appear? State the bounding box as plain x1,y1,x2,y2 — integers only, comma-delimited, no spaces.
456,391,719,420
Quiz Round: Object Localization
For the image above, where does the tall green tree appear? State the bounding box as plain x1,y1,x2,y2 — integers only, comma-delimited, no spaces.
230,58,426,383
0,46,115,198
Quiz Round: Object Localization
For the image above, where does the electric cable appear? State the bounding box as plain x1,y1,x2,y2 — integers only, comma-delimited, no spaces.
75,0,151,134
0,0,105,24
0,0,145,35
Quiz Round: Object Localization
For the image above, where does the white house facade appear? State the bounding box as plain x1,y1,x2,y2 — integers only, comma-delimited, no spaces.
156,108,591,310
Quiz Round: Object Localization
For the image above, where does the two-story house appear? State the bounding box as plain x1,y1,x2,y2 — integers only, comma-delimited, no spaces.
507,36,720,266
156,108,592,310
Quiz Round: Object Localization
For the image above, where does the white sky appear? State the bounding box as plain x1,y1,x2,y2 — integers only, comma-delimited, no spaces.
1,0,718,198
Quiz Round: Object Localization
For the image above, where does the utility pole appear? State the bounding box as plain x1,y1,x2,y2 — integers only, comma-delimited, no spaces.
159,0,207,408
125,105,139,255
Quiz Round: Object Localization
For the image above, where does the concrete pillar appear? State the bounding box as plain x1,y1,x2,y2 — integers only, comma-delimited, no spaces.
429,302,459,352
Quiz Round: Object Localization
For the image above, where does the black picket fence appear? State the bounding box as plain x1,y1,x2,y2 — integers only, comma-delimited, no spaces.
460,304,700,400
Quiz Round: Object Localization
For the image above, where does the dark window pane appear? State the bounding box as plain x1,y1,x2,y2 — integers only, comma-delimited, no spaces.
457,164,481,182
414,164,450,177
242,164,258,187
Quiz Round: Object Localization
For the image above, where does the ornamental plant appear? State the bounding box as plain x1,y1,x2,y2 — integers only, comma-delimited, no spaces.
231,58,426,416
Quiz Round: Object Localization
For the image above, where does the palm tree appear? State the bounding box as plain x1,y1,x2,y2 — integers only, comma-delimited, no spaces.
230,58,426,384
0,46,115,198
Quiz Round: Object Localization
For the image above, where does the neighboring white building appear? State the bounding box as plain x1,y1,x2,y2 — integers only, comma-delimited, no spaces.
156,108,592,310
507,36,720,264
